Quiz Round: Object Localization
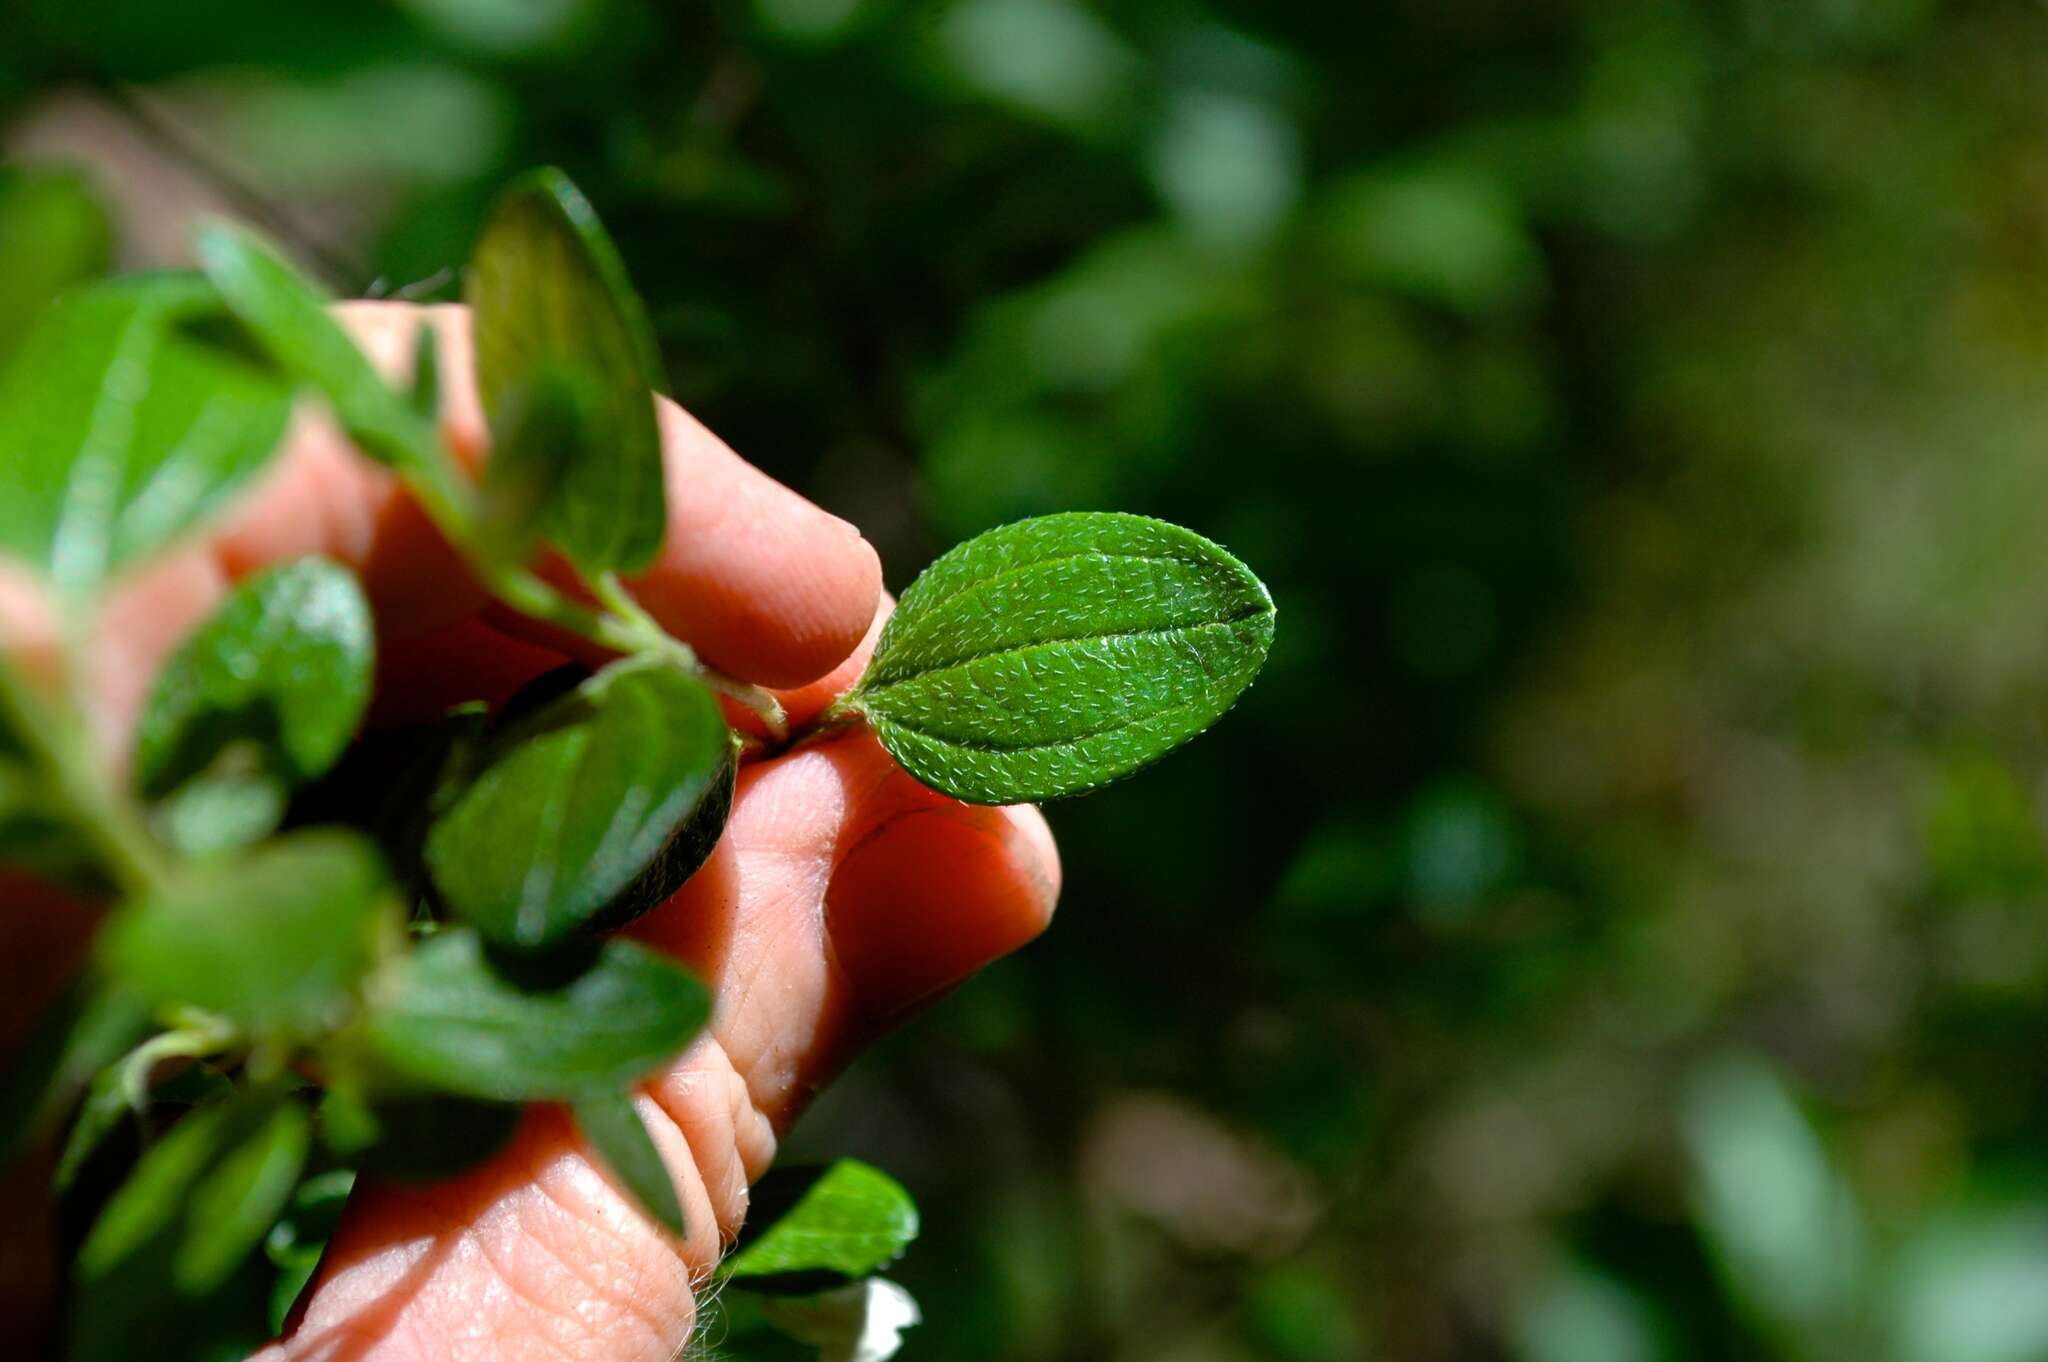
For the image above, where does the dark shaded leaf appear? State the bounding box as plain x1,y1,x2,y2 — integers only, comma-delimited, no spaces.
177,1098,309,1292
465,166,666,573
362,928,710,1101
575,1089,684,1235
853,513,1275,803
425,658,733,951
264,1168,354,1334
356,1095,522,1182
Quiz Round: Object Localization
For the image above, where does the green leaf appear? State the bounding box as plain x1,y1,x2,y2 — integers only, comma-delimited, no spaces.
723,1160,920,1289
465,166,666,573
475,365,590,562
0,274,294,596
575,1089,685,1236
264,1169,355,1334
363,928,710,1101
0,166,112,366
851,512,1276,803
77,1088,303,1290
425,657,733,951
195,220,438,472
100,829,392,1041
177,1098,310,1292
135,556,374,854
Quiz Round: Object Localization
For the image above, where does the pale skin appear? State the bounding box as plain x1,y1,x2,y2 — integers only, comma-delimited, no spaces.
0,302,1061,1360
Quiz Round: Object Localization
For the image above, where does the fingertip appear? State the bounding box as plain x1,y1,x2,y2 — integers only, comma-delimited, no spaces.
626,400,883,689
824,740,1062,1021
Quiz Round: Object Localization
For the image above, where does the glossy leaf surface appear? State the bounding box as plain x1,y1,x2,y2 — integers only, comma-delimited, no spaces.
853,513,1275,803
424,658,732,951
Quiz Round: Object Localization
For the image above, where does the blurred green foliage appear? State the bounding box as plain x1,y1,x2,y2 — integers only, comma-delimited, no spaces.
12,0,2048,1358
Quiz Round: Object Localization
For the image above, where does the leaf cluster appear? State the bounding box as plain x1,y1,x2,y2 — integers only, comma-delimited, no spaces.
0,167,1272,1358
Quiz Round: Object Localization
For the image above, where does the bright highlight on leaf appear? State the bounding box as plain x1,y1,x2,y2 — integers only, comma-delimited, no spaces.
0,274,293,596
852,512,1275,803
466,166,668,573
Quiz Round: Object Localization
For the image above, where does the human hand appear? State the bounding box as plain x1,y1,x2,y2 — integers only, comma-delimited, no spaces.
0,301,1060,1360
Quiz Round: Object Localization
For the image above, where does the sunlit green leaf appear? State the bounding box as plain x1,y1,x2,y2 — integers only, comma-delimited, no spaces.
466,166,666,573
425,657,733,951
363,928,710,1101
195,220,439,472
853,512,1275,802
135,556,373,855
100,829,392,1040
724,1160,920,1289
575,1089,685,1235
0,274,293,596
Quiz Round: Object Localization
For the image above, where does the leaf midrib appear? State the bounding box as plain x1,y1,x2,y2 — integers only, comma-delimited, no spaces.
859,607,1273,704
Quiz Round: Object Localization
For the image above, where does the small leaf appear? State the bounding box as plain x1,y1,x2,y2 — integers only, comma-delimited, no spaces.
195,221,438,472
264,1169,354,1334
177,1098,310,1292
363,928,710,1101
100,829,392,1041
465,167,666,573
77,1089,295,1284
135,556,374,853
758,1279,923,1362
852,512,1275,803
425,657,733,951
407,316,440,420
723,1160,920,1290
0,274,293,596
575,1089,685,1236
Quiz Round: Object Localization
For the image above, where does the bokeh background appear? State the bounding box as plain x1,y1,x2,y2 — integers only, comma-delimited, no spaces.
10,1,2048,1359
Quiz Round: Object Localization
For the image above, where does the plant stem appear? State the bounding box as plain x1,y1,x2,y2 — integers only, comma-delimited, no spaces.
0,654,169,896
591,572,789,738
